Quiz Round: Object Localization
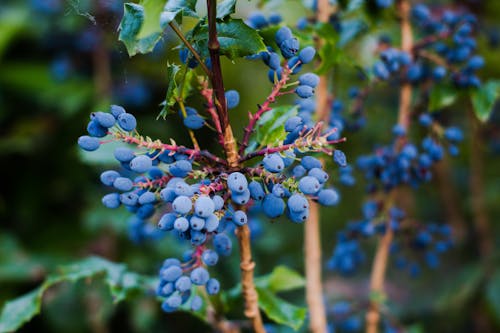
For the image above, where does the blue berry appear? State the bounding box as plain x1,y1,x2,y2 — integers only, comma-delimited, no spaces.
298,176,321,194
299,73,320,88
114,147,135,162
295,85,314,98
285,116,303,132
333,150,347,167
376,0,393,8
117,113,137,131
172,196,192,214
268,13,282,25
191,295,203,311
193,196,214,217
100,170,120,186
205,214,220,232
102,193,121,208
160,188,176,202
206,278,220,295
266,53,281,70
158,213,176,231
288,193,309,213
113,177,134,191
433,66,447,80
298,46,316,64
184,114,205,130
110,105,125,118
262,194,285,218
249,181,265,201
169,160,193,177
161,265,183,282
190,267,209,285
87,120,108,137
91,111,116,128
292,165,307,177
138,191,156,204
263,153,285,172
227,172,248,193
174,217,190,232
175,276,192,292
275,27,293,46
280,38,299,59
418,113,433,127
232,189,251,205
373,61,390,80
130,155,152,173
225,90,240,109
317,189,339,206
120,192,138,206
308,168,329,183
78,135,100,151
301,156,322,170
190,216,205,230
212,195,224,210
232,210,248,226
201,250,219,266
247,12,268,29
214,234,232,256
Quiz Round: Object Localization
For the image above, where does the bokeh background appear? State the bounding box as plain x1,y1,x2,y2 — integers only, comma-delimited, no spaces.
0,0,499,332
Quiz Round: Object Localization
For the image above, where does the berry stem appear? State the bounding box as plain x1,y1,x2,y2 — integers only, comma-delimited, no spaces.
206,1,265,332
304,1,332,332
239,66,293,156
168,21,212,79
366,2,413,333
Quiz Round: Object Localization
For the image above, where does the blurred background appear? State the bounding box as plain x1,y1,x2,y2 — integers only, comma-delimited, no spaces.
0,0,499,332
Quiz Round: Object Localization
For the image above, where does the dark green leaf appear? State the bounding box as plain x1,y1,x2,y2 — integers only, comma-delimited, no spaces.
192,19,267,60
159,63,182,119
435,264,483,310
0,257,154,332
248,106,298,152
217,0,237,19
471,80,500,122
429,85,458,112
256,287,307,331
164,0,197,17
119,3,163,56
256,266,306,293
486,269,500,322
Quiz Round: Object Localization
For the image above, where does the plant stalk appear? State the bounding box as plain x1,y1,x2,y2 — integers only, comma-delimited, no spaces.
205,1,264,332
305,1,332,332
365,1,413,333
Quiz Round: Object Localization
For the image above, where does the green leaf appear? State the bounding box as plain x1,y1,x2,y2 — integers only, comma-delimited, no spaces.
217,0,237,19
119,3,163,56
159,63,181,119
0,257,154,332
160,0,198,27
0,8,28,60
429,85,458,112
256,287,307,331
248,106,298,152
137,0,167,39
435,264,483,310
192,19,267,60
471,80,500,122
256,266,306,293
486,269,500,322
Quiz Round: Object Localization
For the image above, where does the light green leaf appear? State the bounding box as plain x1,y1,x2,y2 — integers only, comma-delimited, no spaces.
256,266,306,293
0,257,155,332
216,0,237,19
0,8,28,59
0,288,43,333
471,80,500,122
158,63,181,119
137,0,166,39
160,0,198,27
429,85,458,112
256,287,307,331
192,19,267,60
486,269,500,322
119,3,162,56
248,106,298,152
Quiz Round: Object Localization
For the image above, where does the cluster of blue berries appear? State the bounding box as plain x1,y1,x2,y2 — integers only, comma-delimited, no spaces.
246,11,282,29
328,301,362,333
356,117,463,190
372,5,483,88
78,97,345,312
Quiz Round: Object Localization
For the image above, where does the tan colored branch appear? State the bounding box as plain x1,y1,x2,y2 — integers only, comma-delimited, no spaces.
236,224,265,333
303,1,332,332
366,2,413,333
